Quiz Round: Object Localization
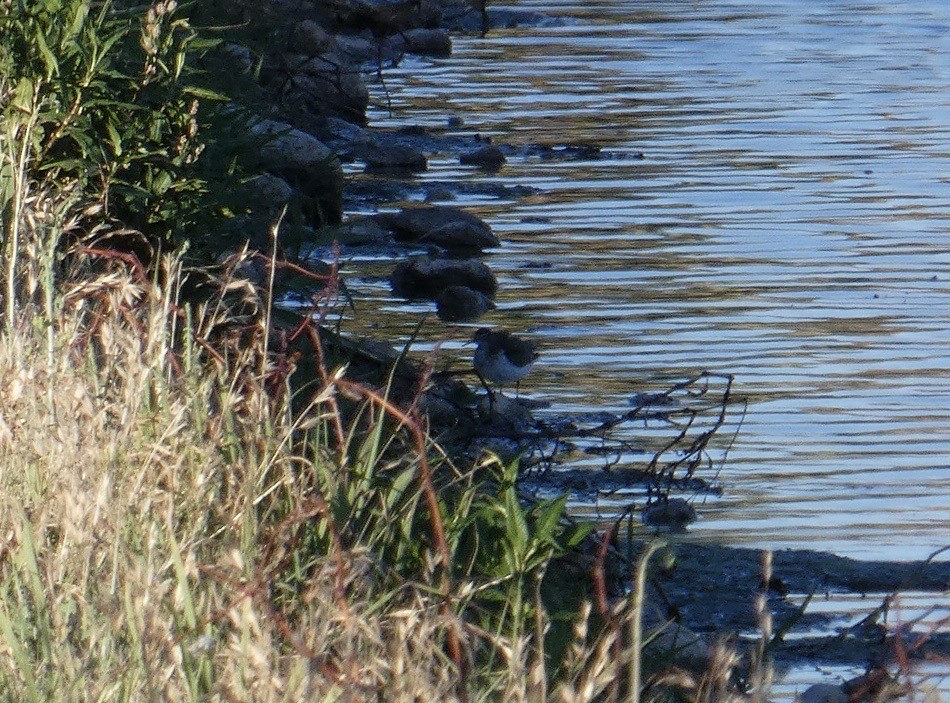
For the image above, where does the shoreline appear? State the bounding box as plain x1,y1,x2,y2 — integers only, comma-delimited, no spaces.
223,0,949,673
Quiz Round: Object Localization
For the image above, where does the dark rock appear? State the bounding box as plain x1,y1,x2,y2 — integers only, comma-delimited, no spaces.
419,221,500,251
247,173,295,214
332,33,381,63
218,43,254,75
390,256,497,299
386,27,452,57
361,144,428,172
291,19,334,56
447,115,464,128
642,499,697,530
252,119,336,170
460,144,506,170
330,216,393,246
331,0,441,35
435,285,495,322
271,53,370,123
249,118,344,226
382,206,492,243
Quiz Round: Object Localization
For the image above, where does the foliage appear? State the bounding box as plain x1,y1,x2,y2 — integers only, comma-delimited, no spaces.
0,0,253,254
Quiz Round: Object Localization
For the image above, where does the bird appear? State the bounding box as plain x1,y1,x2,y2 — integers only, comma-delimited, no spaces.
472,327,539,401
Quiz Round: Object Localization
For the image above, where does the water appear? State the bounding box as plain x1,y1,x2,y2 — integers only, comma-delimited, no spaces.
350,2,950,564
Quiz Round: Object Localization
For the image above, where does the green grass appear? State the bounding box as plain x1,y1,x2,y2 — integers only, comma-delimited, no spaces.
0,2,769,702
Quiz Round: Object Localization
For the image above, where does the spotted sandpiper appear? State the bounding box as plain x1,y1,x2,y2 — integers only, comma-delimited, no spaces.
472,327,539,399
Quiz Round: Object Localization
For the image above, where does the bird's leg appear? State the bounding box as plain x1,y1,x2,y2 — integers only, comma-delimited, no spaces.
475,370,496,413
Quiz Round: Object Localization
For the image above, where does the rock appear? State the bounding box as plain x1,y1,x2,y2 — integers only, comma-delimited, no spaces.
249,118,344,226
291,19,334,55
475,394,536,432
247,173,295,212
390,256,497,299
331,0,441,34
330,216,393,246
460,144,506,170
382,206,492,243
272,53,370,123
435,285,495,322
643,499,697,530
419,221,500,251
447,115,464,128
386,27,452,57
799,684,848,703
218,43,254,75
360,144,428,172
252,118,337,171
333,33,382,63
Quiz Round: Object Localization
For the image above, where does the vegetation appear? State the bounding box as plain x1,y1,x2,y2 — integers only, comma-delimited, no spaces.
0,2,769,702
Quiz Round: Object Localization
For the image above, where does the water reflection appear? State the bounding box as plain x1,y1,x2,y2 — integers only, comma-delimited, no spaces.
350,0,950,562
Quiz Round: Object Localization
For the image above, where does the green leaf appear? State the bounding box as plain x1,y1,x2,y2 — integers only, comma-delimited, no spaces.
33,26,60,79
533,494,569,546
105,119,123,157
182,85,230,101
502,486,529,559
66,0,90,39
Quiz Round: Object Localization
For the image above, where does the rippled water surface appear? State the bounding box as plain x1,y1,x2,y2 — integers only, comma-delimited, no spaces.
347,0,950,565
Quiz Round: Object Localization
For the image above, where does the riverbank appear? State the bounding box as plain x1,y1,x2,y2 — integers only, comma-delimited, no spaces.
0,2,732,701
1,2,946,701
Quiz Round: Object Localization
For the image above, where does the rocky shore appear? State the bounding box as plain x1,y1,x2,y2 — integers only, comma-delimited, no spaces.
202,0,949,693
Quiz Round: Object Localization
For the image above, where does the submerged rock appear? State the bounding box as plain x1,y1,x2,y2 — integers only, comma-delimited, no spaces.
361,144,428,172
460,144,506,170
383,205,493,242
642,498,697,530
799,684,848,703
435,285,495,322
390,256,497,299
386,27,452,57
331,216,394,246
420,220,500,251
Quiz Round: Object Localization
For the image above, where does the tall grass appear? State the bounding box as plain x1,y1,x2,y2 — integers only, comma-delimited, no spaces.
0,2,771,701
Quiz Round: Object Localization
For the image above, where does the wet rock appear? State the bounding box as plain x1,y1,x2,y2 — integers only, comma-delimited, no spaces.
435,285,495,322
390,256,497,299
249,118,344,225
361,144,428,172
460,144,506,170
247,173,295,213
331,0,441,35
447,115,464,128
331,216,393,246
642,499,697,530
333,33,382,63
273,53,370,123
317,116,373,150
383,206,492,243
419,220,500,251
386,27,452,57
291,19,334,55
799,684,848,703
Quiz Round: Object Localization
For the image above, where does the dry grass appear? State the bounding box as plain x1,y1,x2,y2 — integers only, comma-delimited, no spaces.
0,108,762,701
